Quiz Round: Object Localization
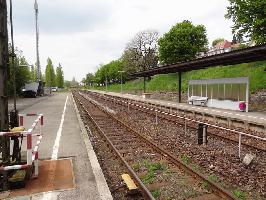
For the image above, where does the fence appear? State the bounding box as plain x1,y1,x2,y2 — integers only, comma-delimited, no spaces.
94,92,266,159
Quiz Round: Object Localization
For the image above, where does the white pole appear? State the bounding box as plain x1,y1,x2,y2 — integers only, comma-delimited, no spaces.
120,73,122,94
155,110,158,125
34,157,39,177
206,84,208,97
184,119,187,134
238,133,242,158
188,84,190,99
203,126,207,145
246,78,249,112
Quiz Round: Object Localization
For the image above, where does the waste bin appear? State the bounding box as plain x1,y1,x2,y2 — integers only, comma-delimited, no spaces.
9,109,19,128
197,123,208,145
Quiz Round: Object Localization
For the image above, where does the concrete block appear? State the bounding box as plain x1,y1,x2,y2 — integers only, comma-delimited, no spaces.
243,154,255,166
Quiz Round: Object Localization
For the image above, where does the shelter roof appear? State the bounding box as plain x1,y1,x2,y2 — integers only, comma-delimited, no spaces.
131,44,266,77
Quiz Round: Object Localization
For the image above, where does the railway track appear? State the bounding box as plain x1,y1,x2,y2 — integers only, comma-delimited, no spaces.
73,91,236,200
83,90,266,152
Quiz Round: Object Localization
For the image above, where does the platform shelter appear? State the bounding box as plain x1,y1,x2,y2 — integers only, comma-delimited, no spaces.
188,77,249,112
130,44,266,104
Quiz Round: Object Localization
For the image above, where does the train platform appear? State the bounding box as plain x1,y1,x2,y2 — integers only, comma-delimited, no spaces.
90,90,266,133
2,93,112,200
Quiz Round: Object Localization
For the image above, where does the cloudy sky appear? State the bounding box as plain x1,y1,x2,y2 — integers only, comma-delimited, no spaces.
10,0,233,81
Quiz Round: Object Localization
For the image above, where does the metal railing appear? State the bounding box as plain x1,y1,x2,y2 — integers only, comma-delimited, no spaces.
91,91,266,159
0,113,44,177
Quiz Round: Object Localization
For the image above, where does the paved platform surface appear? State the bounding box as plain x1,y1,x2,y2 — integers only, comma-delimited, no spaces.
91,90,266,128
4,92,113,200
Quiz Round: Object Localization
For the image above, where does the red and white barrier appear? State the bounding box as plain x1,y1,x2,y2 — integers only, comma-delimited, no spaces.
0,114,44,177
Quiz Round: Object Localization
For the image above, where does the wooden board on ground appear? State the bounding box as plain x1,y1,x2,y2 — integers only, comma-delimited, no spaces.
9,158,75,197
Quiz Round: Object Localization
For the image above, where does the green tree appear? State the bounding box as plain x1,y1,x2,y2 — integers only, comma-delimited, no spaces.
70,77,79,87
122,30,159,73
45,58,56,87
212,38,225,47
7,45,31,95
94,59,124,85
55,63,64,88
84,73,95,86
225,0,266,44
158,20,208,64
64,80,71,88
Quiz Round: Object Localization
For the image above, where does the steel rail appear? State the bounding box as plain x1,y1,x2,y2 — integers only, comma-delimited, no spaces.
75,91,236,200
74,95,155,200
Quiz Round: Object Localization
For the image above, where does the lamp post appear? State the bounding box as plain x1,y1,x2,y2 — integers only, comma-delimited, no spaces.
34,0,41,81
118,71,125,94
105,74,108,92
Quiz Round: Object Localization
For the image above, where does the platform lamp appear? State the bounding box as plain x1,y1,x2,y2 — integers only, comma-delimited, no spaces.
118,71,125,94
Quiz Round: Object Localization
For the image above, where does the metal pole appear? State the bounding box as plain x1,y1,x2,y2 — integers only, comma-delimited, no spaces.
203,126,207,145
184,119,187,134
238,133,242,159
9,0,16,111
144,77,146,93
178,72,181,103
105,74,107,92
1,0,10,190
118,71,125,94
120,73,122,94
155,110,158,125
34,0,41,81
246,78,249,112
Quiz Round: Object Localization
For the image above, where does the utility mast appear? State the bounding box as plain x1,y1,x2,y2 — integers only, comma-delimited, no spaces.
0,0,10,164
34,0,40,81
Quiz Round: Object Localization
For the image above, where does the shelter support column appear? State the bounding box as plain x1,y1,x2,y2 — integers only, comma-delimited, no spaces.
246,78,249,112
178,72,182,103
144,77,146,93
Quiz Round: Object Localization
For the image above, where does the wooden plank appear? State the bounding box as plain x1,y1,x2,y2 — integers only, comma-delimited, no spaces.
121,173,138,191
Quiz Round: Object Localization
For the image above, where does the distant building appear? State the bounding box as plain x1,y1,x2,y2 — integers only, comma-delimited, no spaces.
207,40,232,56
196,39,249,59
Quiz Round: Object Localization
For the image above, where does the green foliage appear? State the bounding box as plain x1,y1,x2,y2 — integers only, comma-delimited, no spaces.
151,189,160,198
140,160,166,184
191,164,201,172
158,20,208,64
55,64,64,88
180,154,191,165
122,30,159,73
64,80,71,88
7,49,32,96
144,160,165,171
233,189,246,200
141,171,156,184
70,77,79,87
225,0,266,44
212,38,225,47
201,181,210,191
45,58,56,87
84,73,95,86
208,175,218,183
96,61,266,93
132,162,141,171
94,59,124,84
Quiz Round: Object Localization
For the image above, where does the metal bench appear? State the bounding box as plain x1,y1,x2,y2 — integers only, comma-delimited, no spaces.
188,96,208,106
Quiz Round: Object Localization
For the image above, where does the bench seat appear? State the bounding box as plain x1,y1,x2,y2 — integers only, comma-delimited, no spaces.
188,96,208,106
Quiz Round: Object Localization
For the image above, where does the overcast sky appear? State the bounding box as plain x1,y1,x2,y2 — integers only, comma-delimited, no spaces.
9,0,233,81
